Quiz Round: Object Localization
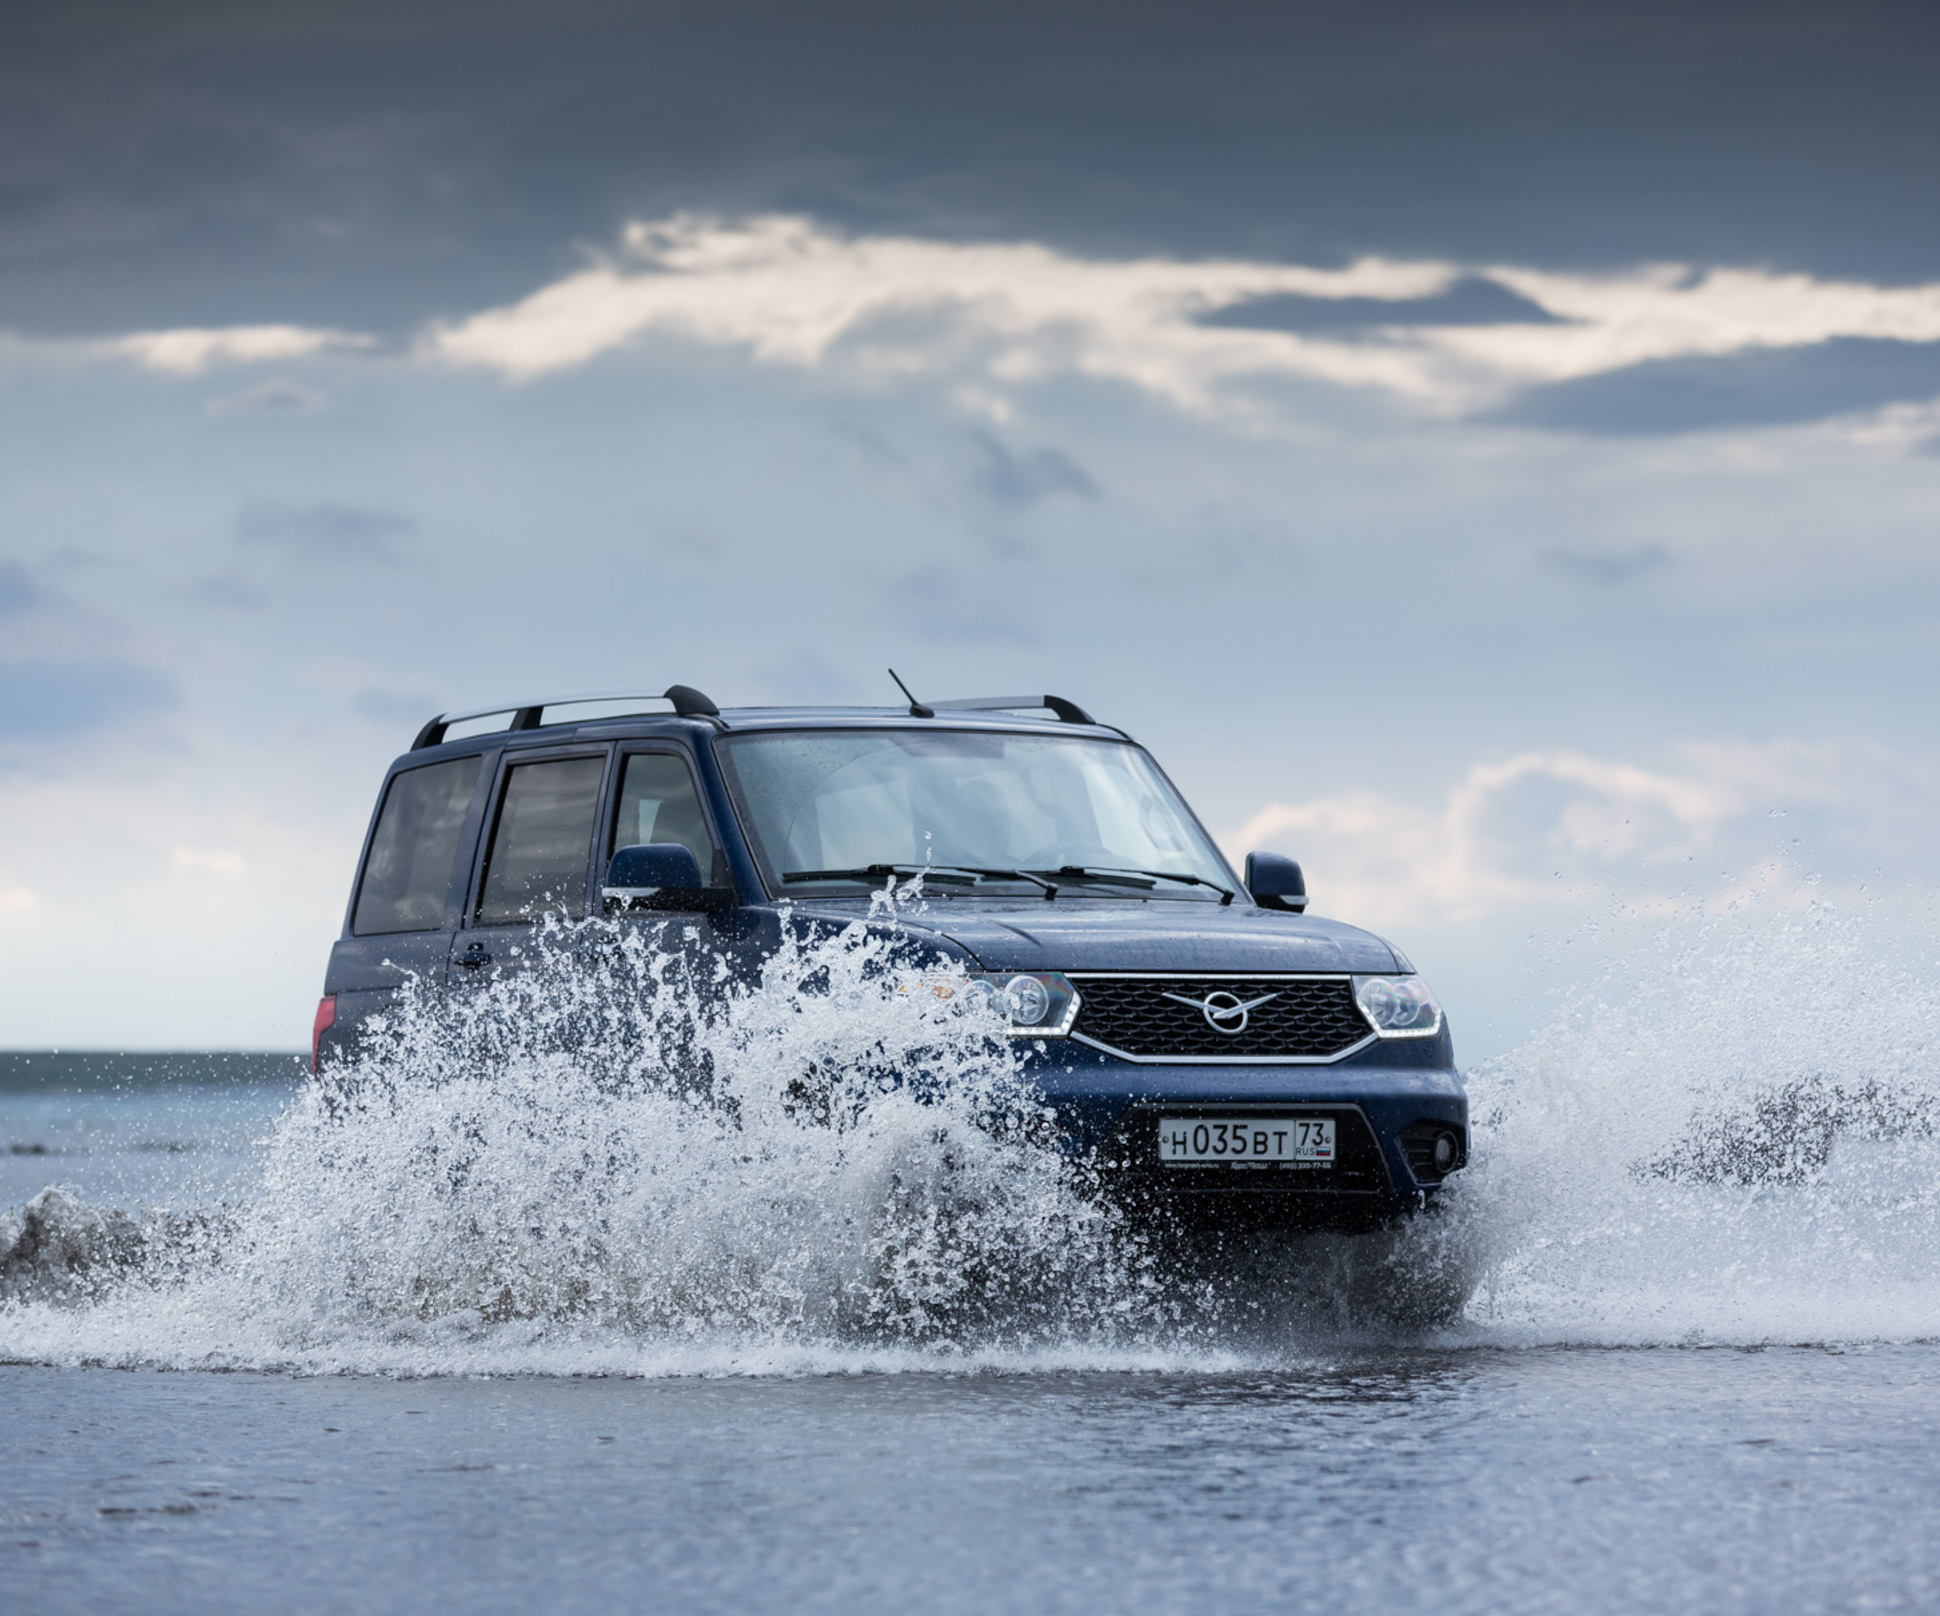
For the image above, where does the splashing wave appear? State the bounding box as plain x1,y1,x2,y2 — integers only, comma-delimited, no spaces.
4,900,1937,1372
1452,900,1940,1345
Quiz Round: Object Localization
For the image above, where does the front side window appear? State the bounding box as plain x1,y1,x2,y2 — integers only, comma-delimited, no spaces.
612,752,726,886
717,730,1233,899
353,755,483,935
476,755,605,923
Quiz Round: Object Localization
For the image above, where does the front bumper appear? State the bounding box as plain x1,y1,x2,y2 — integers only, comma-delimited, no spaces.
1019,1037,1468,1227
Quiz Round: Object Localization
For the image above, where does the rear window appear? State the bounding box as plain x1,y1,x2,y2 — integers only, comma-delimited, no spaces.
353,755,483,935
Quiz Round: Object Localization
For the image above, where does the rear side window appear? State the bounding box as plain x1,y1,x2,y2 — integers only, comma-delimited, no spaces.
613,752,726,886
477,756,606,923
353,755,483,935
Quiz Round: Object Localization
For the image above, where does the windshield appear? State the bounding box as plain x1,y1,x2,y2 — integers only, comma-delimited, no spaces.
717,729,1235,899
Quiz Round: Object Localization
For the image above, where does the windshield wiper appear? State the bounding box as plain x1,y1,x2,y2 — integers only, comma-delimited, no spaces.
784,866,976,887
1050,865,1235,905
782,864,1060,899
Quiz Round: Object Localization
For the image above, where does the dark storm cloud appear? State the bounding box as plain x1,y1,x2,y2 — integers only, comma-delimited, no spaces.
1494,339,1940,436
1200,279,1564,336
5,0,1939,339
236,500,413,561
0,659,176,742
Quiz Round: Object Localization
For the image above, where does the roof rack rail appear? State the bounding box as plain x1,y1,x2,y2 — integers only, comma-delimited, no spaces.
930,694,1096,725
410,684,721,750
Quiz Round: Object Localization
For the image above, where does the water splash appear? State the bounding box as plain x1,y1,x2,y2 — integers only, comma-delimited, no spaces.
1,910,1198,1371
1446,897,1940,1344
5,895,1939,1371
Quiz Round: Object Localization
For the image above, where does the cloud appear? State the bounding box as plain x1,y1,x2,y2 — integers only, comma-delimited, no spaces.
0,658,176,743
1469,265,1940,380
1223,740,1940,930
1493,337,1940,435
8,0,1940,361
106,325,371,375
236,500,413,562
420,215,1940,426
1541,544,1672,584
204,378,325,415
422,214,1463,402
1199,277,1564,335
970,432,1097,507
31,214,1940,434
171,846,247,877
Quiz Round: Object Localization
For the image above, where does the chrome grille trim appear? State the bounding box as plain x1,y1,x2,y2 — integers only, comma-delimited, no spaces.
1064,972,1379,1065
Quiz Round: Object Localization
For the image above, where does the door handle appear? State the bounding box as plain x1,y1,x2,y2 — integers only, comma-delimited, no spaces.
457,942,493,970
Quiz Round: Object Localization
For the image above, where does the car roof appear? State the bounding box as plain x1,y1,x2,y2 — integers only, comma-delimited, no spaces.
711,705,1121,735
394,704,1129,769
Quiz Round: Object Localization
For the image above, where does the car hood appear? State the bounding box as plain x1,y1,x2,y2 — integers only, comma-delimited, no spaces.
789,898,1406,974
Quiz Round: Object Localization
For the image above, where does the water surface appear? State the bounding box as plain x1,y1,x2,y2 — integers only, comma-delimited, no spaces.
7,1347,1939,1615
5,905,1939,1611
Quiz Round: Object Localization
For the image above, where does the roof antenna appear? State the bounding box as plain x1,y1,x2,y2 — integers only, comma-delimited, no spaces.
887,668,933,718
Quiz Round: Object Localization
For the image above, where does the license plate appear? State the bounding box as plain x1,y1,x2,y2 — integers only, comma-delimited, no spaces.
1156,1116,1335,1166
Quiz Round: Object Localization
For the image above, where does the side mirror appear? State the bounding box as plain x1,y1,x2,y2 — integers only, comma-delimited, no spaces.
1245,852,1307,913
602,844,734,913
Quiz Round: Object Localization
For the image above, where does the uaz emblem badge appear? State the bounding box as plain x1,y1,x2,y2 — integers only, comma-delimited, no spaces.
1159,987,1280,1035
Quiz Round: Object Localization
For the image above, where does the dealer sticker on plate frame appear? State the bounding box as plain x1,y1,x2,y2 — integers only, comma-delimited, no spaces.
1156,1116,1335,1166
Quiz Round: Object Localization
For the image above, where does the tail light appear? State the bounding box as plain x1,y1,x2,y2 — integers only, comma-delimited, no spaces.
311,994,337,1074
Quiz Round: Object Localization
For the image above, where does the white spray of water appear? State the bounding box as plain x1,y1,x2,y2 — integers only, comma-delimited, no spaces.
1447,897,1940,1344
1,910,1199,1372
3,895,1938,1371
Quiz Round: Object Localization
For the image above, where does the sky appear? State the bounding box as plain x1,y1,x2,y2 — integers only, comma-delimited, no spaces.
3,0,1938,1051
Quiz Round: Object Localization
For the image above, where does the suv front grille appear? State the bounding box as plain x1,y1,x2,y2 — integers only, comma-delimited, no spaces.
1068,975,1373,1062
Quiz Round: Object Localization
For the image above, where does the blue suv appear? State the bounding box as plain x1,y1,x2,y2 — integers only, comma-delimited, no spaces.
315,685,1466,1230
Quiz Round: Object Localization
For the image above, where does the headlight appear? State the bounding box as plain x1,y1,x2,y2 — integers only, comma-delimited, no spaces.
1352,975,1443,1038
898,971,1080,1037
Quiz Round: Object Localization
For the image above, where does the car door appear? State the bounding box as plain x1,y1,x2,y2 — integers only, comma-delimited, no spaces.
451,745,611,988
599,745,747,1054
325,750,488,1053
